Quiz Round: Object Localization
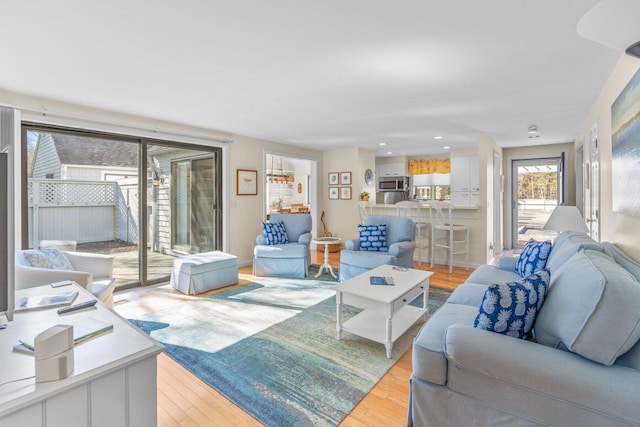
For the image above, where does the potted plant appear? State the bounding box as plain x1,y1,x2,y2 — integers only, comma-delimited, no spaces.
359,191,370,201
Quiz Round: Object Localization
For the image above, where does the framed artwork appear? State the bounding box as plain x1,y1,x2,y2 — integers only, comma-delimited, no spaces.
236,169,258,195
328,172,339,186
340,171,352,185
340,186,352,200
612,67,640,216
329,187,339,200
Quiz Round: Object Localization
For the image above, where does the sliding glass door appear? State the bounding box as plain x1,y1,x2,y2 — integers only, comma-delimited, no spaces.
23,126,223,289
171,156,219,253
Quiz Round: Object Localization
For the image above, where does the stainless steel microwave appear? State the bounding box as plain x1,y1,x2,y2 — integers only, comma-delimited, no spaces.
378,176,409,191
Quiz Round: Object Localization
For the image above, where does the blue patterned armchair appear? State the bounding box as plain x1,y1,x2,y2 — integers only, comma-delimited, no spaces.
253,213,312,278
339,215,416,281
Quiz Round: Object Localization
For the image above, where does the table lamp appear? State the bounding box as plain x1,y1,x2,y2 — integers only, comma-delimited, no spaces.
542,206,589,233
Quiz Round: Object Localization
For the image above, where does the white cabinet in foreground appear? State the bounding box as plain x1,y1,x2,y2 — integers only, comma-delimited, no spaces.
0,283,164,427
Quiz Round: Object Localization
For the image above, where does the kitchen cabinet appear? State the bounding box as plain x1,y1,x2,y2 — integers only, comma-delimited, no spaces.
450,156,479,206
376,162,407,177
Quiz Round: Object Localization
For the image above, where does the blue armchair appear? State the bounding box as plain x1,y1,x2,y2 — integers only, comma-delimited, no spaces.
339,215,416,281
253,213,312,278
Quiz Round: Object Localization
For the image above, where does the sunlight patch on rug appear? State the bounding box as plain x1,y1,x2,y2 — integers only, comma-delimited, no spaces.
130,266,451,427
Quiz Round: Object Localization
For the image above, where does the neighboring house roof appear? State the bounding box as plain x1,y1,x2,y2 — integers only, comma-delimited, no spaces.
51,133,139,168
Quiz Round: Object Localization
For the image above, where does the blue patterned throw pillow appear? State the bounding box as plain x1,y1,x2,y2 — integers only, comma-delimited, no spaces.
261,221,289,245
473,268,550,339
515,239,552,278
358,224,388,252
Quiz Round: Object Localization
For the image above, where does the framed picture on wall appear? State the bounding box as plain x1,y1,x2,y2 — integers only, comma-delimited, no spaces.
340,171,352,185
340,187,352,200
328,172,339,186
329,187,339,200
236,169,258,195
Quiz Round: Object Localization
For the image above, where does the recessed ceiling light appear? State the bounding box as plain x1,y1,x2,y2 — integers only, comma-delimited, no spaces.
434,136,444,140
443,146,451,150
386,151,393,155
527,125,538,134
379,142,387,146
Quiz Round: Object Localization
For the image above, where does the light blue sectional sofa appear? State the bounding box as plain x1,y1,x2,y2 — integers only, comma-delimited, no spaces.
408,231,640,427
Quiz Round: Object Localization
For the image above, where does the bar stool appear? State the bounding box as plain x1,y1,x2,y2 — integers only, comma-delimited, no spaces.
356,201,373,225
429,201,469,273
395,200,430,266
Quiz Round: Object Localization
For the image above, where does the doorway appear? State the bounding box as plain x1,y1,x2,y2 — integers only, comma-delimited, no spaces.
171,156,219,253
264,152,317,236
511,157,563,247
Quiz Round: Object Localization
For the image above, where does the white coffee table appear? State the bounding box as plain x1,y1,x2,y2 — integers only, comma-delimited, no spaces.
332,264,432,358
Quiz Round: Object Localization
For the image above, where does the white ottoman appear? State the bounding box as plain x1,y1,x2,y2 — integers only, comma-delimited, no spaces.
170,251,239,295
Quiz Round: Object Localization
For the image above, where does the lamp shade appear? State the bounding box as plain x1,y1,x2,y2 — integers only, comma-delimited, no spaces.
542,206,589,233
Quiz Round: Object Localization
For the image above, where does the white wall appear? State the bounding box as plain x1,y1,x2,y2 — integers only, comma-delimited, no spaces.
575,54,640,261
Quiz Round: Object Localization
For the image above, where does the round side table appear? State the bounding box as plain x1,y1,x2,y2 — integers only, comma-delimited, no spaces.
311,237,342,279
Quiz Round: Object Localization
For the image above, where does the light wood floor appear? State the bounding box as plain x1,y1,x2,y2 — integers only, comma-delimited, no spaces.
121,251,471,427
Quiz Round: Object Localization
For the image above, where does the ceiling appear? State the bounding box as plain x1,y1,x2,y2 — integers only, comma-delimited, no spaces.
0,1,625,157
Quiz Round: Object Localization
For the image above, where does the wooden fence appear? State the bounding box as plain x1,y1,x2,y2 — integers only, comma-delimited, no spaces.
27,179,138,249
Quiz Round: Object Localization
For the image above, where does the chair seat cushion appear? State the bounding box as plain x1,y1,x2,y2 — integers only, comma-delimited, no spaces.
254,243,307,259
340,249,396,268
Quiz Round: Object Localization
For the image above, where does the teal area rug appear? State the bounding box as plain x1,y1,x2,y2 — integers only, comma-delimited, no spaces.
130,265,451,427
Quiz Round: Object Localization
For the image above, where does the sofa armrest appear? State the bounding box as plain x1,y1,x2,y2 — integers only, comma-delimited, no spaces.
497,255,518,272
64,251,114,279
298,232,312,245
444,324,640,422
256,234,266,245
388,240,415,257
14,263,92,291
345,239,360,251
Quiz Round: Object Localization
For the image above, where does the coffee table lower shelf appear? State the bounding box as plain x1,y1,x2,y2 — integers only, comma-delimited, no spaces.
342,305,426,350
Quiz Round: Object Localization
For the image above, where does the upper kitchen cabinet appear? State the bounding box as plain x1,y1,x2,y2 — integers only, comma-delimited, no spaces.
450,156,479,206
376,162,407,177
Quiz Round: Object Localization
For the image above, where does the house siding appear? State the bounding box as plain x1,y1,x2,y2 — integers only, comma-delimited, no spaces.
31,133,61,179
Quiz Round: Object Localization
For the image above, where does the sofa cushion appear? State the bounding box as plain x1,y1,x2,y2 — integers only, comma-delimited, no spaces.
357,224,388,252
464,264,521,286
515,239,552,278
23,247,75,271
473,269,549,339
412,303,479,385
261,221,289,245
603,242,640,282
546,231,605,274
446,282,489,307
535,249,640,365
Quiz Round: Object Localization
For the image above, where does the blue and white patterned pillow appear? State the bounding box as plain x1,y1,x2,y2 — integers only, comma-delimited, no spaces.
358,224,388,252
473,268,550,339
261,221,289,245
515,239,552,278
23,247,75,270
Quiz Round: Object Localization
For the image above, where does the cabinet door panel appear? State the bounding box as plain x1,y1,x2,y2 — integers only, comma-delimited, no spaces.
128,358,159,427
4,404,43,427
91,370,126,427
47,385,88,427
